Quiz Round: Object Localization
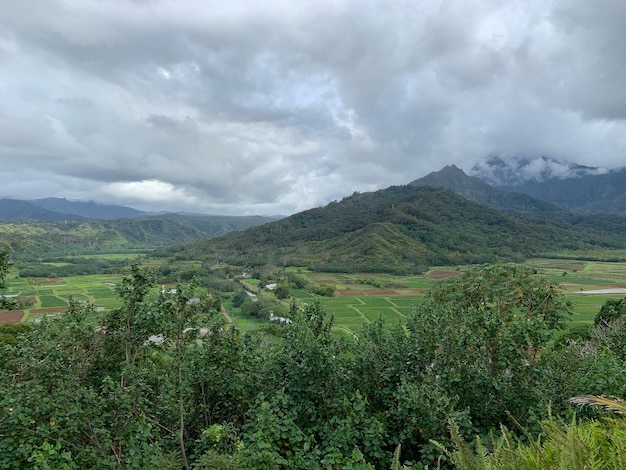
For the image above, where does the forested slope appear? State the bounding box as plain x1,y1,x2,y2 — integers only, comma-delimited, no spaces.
162,185,626,272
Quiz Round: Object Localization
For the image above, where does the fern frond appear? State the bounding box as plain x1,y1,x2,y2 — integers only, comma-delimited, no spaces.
569,395,626,415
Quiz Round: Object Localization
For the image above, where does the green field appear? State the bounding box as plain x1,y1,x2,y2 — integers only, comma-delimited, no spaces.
3,258,626,334
2,272,122,321
295,261,626,334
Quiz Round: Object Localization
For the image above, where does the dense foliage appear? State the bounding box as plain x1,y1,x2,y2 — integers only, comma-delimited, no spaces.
2,257,626,468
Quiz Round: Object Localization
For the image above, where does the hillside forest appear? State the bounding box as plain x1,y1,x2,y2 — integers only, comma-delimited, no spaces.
3,243,626,469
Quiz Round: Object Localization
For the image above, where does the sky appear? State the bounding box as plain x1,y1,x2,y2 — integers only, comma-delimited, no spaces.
1,0,625,215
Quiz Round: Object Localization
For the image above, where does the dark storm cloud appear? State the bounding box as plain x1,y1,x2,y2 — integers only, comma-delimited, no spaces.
1,0,625,214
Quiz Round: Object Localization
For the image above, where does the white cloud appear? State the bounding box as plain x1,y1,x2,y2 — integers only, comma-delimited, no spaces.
0,0,625,215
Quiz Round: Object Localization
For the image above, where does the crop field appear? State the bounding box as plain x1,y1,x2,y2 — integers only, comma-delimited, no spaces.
3,258,626,334
1,271,123,322
291,261,626,334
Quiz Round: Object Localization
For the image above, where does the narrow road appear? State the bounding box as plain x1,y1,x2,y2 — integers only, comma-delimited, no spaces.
220,305,233,324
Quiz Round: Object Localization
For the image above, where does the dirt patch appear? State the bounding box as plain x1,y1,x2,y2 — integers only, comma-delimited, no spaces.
34,277,63,283
579,288,626,295
428,270,462,279
0,310,24,323
30,307,68,314
334,290,362,297
363,290,396,296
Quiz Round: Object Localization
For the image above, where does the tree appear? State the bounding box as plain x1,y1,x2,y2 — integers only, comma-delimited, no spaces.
0,245,18,310
595,297,626,326
405,264,571,436
273,281,290,299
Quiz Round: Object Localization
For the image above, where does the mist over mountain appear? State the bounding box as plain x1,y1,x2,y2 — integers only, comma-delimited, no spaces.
470,155,608,186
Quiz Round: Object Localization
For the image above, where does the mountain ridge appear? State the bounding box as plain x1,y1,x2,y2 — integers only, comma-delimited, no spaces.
159,184,626,273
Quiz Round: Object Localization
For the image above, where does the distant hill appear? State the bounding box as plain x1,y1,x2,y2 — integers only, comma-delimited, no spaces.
0,199,84,222
159,185,626,273
0,213,275,259
409,165,564,215
31,198,146,219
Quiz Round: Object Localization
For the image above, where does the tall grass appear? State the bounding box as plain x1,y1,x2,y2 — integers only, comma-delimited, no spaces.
438,398,626,469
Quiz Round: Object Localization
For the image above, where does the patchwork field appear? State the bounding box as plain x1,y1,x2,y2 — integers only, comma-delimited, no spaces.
290,261,626,334
2,259,626,335
1,271,123,322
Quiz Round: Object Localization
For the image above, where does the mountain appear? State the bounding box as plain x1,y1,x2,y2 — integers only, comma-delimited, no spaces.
159,185,626,273
408,165,564,215
468,155,626,215
470,155,606,186
497,168,626,215
0,199,84,222
31,198,147,219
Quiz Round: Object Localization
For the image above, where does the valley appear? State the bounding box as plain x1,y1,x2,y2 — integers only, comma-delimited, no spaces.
3,171,626,468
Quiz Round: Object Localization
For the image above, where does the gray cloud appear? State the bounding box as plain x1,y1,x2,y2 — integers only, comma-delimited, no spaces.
1,0,625,215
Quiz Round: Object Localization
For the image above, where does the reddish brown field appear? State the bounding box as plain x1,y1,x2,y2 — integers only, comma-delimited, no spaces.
34,277,63,283
428,270,461,279
0,310,24,323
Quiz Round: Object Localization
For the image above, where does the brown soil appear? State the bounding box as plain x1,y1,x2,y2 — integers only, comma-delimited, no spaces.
0,310,24,323
428,270,461,279
34,277,63,283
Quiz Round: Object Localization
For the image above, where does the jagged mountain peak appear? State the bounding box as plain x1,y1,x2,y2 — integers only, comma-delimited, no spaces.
409,165,563,215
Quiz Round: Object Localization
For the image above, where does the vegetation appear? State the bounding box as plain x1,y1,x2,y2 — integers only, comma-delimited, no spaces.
4,252,626,468
0,213,274,260
160,186,626,273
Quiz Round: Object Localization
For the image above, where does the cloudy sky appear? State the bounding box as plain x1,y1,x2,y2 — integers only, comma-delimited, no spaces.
1,0,625,215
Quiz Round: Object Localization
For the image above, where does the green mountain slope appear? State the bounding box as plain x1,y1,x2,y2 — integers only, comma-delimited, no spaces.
409,165,564,215
0,214,274,259
498,168,626,215
161,185,626,273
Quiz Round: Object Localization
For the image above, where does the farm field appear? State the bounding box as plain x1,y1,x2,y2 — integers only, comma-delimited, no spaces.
3,258,626,334
287,261,626,334
0,271,122,323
